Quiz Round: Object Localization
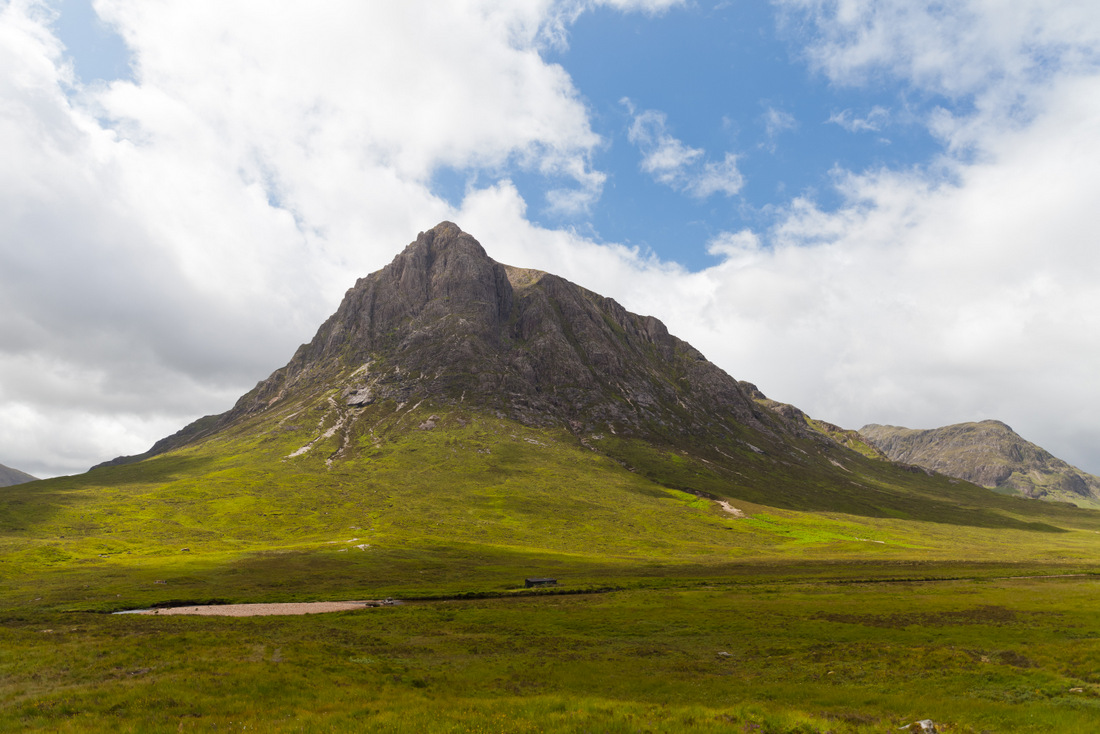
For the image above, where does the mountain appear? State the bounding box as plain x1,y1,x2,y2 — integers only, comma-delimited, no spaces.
90,222,1065,531
196,220,772,444
859,420,1100,507
97,221,768,464
0,463,37,487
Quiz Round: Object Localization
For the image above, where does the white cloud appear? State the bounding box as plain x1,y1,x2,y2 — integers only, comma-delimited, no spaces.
536,0,687,50
625,102,744,197
777,0,1100,93
828,105,889,132
691,153,745,197
763,106,797,139
778,0,1100,147
542,154,608,214
706,229,763,263
595,0,684,11
628,108,704,174
95,0,607,228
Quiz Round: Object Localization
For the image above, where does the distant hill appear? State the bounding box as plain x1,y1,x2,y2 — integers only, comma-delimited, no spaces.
859,420,1100,507
0,463,37,487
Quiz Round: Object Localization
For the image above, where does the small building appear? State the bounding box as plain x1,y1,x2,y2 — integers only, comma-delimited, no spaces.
524,577,558,588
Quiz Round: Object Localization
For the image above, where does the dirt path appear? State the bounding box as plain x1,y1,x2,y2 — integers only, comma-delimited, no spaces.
717,500,745,517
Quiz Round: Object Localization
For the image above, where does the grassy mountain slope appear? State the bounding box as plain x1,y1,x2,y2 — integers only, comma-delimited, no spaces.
861,420,1100,508
5,385,1100,613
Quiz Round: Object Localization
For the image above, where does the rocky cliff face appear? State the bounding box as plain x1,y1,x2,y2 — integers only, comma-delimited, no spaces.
0,463,37,487
859,421,1100,506
134,222,778,455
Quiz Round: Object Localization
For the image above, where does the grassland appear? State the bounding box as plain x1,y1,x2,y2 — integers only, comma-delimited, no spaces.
3,399,1100,731
4,575,1100,732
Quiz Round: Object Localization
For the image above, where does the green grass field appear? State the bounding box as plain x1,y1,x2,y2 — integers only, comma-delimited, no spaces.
4,574,1100,732
4,399,1100,731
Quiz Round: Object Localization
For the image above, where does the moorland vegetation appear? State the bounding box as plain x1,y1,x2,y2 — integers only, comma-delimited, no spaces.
3,223,1099,732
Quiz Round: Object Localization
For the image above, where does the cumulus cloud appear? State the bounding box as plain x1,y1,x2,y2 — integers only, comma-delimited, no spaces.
777,0,1100,92
627,107,703,171
593,0,685,12
706,229,764,263
778,0,1100,148
691,154,746,197
624,101,744,197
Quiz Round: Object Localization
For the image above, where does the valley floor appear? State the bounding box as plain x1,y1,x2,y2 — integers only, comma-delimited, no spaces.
3,566,1100,733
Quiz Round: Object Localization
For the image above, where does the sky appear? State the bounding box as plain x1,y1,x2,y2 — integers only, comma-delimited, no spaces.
2,0,1099,479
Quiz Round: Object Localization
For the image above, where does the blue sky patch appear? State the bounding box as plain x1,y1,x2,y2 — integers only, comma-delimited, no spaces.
541,1,950,269
49,0,132,85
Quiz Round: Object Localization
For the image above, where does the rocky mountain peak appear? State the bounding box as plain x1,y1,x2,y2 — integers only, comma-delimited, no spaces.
378,221,513,325
303,222,513,364
100,223,779,467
